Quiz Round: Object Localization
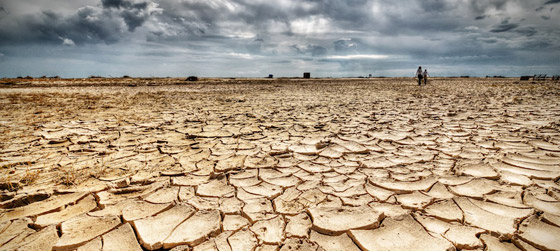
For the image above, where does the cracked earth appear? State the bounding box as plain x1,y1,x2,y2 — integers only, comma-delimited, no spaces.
1,77,560,251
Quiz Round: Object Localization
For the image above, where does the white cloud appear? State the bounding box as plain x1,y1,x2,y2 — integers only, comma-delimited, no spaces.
228,52,253,59
60,37,76,46
291,16,330,34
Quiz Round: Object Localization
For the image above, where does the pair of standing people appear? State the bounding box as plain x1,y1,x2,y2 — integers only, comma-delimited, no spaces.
415,66,429,85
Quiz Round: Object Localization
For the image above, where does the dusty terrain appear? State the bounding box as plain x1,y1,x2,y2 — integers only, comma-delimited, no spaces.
1,77,560,251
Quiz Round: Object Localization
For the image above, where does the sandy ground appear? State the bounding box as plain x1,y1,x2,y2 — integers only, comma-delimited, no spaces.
1,77,560,250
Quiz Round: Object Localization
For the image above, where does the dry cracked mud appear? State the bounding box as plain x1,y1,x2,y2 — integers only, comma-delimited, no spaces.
1,77,560,250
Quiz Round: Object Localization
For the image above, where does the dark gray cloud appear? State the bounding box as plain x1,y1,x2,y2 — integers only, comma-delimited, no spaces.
468,0,509,16
99,0,154,31
516,27,538,36
0,0,559,77
490,22,519,32
545,0,560,5
101,0,145,9
0,0,159,45
23,7,125,44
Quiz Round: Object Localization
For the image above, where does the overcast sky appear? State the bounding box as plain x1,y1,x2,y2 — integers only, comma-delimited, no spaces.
0,0,559,78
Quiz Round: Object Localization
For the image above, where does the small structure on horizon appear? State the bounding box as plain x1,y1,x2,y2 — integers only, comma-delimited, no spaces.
186,76,198,81
268,74,273,79
534,74,547,81
303,72,311,79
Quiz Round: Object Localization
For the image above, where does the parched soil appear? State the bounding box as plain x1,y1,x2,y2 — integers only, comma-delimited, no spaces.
1,77,560,250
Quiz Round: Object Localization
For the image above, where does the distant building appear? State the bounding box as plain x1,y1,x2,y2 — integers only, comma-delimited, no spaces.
303,72,311,78
268,74,273,78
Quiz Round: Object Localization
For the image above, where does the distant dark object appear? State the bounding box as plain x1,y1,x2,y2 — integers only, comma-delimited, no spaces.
122,75,131,78
267,74,273,79
303,72,311,78
460,76,470,78
186,76,198,81
16,76,33,79
520,76,532,81
369,74,372,78
552,75,560,81
493,76,505,78
534,74,547,81
89,75,103,79
51,76,60,79
40,76,47,79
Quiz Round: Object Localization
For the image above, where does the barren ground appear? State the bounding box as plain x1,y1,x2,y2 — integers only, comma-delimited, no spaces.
1,78,560,250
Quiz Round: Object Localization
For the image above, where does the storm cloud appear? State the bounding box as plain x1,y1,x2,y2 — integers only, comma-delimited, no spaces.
0,0,558,77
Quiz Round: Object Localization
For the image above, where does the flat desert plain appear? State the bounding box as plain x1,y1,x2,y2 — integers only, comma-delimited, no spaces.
1,77,560,251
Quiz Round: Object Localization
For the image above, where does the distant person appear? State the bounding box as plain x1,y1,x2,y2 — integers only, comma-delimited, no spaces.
415,66,423,86
423,69,429,85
